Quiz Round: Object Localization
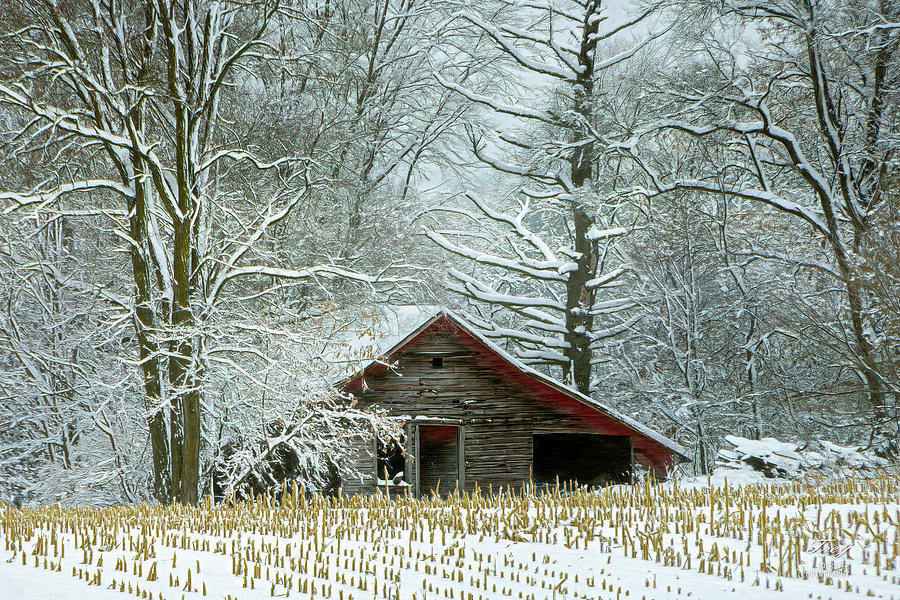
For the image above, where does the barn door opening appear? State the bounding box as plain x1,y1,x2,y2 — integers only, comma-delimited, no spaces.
416,425,462,497
532,433,631,487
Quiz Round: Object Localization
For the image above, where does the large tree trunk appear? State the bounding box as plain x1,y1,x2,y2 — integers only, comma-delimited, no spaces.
837,248,887,419
564,207,597,394
163,2,203,504
169,215,201,504
129,3,171,504
803,30,890,420
562,1,601,395
129,170,172,503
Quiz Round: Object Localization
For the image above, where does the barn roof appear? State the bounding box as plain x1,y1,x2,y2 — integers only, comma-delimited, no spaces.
342,307,688,460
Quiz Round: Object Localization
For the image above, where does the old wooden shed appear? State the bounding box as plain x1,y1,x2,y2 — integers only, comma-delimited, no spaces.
341,309,686,496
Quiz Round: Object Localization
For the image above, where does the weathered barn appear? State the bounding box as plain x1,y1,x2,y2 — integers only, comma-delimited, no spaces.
341,309,686,496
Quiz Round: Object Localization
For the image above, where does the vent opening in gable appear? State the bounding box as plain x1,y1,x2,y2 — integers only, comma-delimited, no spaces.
431,356,444,368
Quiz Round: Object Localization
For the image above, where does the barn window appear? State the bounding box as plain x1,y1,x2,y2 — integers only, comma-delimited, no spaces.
532,433,631,487
376,434,407,485
431,356,444,368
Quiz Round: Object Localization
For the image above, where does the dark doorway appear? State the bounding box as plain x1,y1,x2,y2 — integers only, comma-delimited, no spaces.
417,425,460,496
532,433,631,486
376,434,406,484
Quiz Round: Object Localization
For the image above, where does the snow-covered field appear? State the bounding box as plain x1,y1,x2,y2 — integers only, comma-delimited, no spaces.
2,475,899,600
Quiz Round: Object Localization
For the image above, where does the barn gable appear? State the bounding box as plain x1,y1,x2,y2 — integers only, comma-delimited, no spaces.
341,310,686,495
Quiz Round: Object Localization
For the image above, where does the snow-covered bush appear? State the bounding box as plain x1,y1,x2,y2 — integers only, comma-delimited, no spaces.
716,435,891,480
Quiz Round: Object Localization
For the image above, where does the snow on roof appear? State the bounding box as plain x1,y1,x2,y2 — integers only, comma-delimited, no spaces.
342,306,687,459
320,304,444,382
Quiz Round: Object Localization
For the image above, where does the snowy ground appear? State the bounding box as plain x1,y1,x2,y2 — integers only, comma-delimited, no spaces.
2,475,899,600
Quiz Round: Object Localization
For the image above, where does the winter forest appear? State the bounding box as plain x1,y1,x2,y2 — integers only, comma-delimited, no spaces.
0,0,898,507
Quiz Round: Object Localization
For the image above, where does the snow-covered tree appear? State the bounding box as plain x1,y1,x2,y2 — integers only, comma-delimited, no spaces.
427,0,668,394
603,187,857,472
0,0,442,504
0,211,147,504
620,0,900,438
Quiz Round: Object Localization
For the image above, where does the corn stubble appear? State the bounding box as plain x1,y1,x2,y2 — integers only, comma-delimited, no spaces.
3,475,900,599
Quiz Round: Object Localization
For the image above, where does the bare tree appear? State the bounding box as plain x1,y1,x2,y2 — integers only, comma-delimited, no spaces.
427,0,667,393
426,195,635,379
0,211,146,503
621,0,900,428
0,0,418,503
